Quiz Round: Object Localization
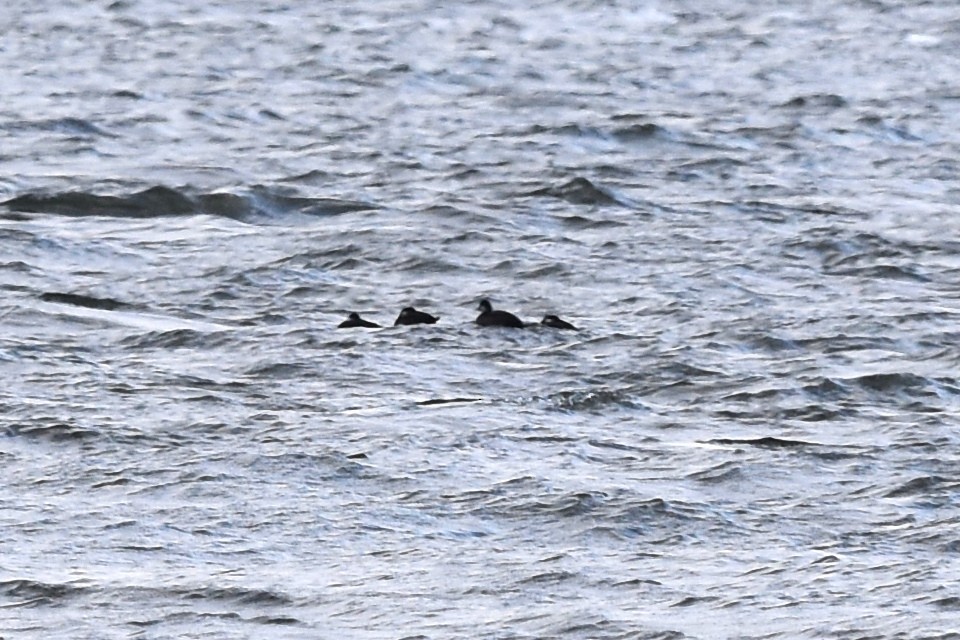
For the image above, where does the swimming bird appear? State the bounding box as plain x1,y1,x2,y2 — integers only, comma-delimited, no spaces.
541,314,577,330
394,306,439,326
338,312,380,328
475,299,524,328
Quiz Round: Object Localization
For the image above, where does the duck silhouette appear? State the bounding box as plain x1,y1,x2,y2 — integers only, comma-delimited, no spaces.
394,306,439,326
338,312,380,328
541,314,577,330
475,299,524,328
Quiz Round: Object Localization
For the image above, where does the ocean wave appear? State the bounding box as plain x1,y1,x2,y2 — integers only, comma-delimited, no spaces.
525,177,629,207
0,579,88,605
39,291,130,311
3,185,377,222
539,387,646,413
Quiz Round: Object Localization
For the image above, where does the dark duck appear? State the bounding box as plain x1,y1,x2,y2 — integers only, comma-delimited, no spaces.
338,312,380,328
475,299,524,328
541,314,577,330
394,306,439,326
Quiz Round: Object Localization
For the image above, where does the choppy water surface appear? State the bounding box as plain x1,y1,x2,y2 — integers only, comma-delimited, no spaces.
3,1,960,638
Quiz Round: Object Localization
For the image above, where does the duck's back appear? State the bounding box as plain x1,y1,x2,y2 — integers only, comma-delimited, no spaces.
477,309,524,328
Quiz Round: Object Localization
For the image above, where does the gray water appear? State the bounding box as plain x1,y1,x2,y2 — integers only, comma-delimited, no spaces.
3,1,960,638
